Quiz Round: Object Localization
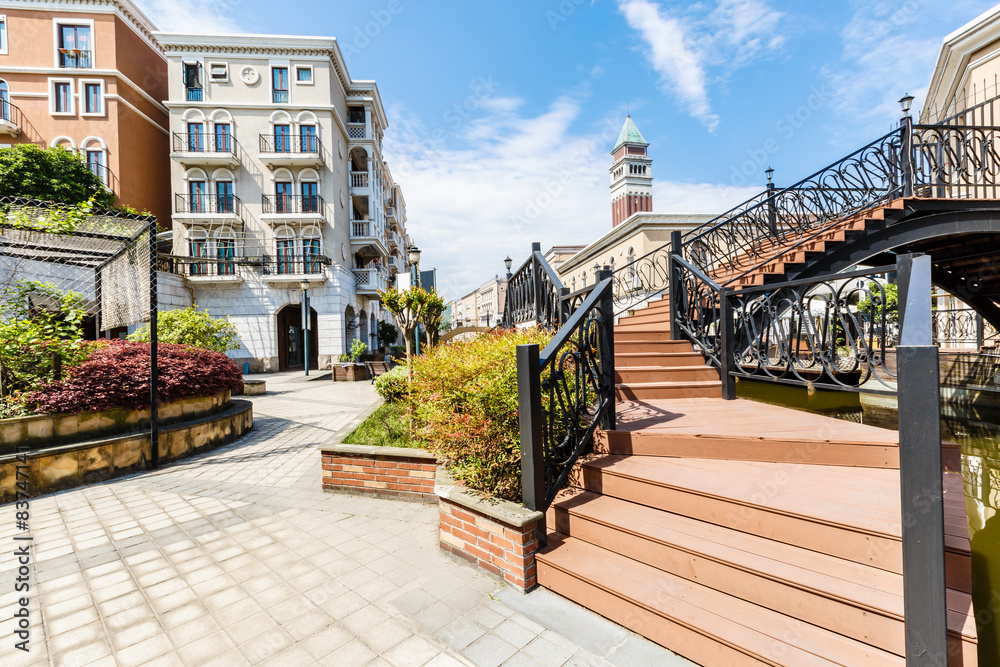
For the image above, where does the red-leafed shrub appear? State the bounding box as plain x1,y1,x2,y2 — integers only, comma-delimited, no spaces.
27,340,243,414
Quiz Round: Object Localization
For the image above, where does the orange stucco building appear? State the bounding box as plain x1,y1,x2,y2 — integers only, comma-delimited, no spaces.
0,0,170,225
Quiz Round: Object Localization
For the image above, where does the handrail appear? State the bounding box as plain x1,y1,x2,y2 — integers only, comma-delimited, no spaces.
501,242,567,329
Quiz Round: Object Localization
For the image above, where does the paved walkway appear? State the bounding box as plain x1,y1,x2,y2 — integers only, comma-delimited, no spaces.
2,374,690,667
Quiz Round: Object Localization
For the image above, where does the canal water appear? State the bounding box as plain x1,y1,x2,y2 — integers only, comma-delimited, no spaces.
737,379,1000,663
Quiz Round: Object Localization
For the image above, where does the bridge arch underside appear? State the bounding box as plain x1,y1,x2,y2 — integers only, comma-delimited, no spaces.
791,208,1000,331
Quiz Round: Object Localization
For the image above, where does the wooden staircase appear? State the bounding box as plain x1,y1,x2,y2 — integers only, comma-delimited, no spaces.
534,212,980,665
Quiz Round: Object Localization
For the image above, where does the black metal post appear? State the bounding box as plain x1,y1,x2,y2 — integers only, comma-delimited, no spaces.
596,269,616,430
766,178,778,237
302,286,310,376
976,313,985,351
148,221,159,469
517,344,547,547
558,286,571,325
718,287,737,400
668,231,682,341
896,253,948,666
901,115,915,199
530,242,542,325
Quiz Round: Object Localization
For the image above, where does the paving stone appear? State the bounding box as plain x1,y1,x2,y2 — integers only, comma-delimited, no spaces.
462,634,519,667
606,634,698,666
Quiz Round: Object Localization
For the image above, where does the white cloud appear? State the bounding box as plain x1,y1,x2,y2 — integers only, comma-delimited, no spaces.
137,0,244,33
618,0,717,131
384,96,758,300
617,0,785,132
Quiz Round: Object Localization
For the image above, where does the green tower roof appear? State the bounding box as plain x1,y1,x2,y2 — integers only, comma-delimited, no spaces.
613,115,648,151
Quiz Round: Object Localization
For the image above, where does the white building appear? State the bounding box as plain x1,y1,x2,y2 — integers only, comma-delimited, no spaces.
154,32,411,371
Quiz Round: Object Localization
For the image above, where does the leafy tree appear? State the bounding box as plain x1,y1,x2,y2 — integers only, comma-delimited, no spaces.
0,280,92,397
377,321,399,350
857,281,899,317
0,145,114,207
128,306,239,354
379,287,439,362
419,290,446,348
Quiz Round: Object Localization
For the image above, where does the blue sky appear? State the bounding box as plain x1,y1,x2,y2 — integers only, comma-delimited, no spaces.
141,0,1000,299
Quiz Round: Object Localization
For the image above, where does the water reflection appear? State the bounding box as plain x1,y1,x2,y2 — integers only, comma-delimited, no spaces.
737,379,1000,663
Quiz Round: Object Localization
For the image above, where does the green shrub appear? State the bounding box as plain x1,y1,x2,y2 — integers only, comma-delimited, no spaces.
409,328,553,502
339,338,367,363
343,403,417,448
374,364,409,403
377,321,398,349
128,306,239,354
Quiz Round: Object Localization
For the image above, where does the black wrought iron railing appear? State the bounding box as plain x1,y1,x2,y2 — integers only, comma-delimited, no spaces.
261,194,324,215
261,253,330,275
175,193,241,215
87,162,118,195
0,99,22,128
172,132,240,157
502,242,569,329
259,134,321,154
933,308,998,348
517,271,616,544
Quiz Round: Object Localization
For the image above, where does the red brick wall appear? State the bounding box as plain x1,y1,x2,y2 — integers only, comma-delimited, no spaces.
439,498,539,591
321,451,437,502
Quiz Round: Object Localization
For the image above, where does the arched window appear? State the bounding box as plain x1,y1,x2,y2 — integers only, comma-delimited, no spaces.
302,225,322,274
212,168,235,213
81,137,108,188
183,109,207,152
184,168,208,213
626,247,638,288
272,168,293,213
300,169,320,214
215,226,237,275
270,111,292,153
0,80,9,122
210,110,234,153
52,136,77,152
187,227,208,276
274,226,296,275
581,271,587,288
296,111,318,153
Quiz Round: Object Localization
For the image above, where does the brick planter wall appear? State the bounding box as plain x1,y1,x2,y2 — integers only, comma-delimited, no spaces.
436,469,544,592
320,444,437,502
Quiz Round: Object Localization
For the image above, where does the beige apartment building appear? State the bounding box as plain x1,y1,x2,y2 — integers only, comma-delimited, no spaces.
451,275,506,329
154,32,410,372
0,0,170,223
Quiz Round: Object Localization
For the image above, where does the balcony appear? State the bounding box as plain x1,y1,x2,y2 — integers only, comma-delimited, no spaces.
186,87,203,102
386,205,397,223
350,219,388,258
174,193,242,225
261,253,330,285
261,194,325,223
258,134,322,168
353,267,387,295
386,255,399,274
58,49,91,69
347,123,366,139
163,254,245,285
387,230,400,250
273,90,288,104
350,171,369,192
0,100,22,137
170,133,240,168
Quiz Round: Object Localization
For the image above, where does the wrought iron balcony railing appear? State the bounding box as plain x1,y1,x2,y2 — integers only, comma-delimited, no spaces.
58,48,91,68
0,99,22,128
272,90,289,104
174,193,242,215
261,253,330,276
87,162,117,194
261,194,324,215
172,132,239,156
186,87,203,102
258,134,321,154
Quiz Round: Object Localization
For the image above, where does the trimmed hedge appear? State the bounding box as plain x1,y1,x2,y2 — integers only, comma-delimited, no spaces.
27,340,243,414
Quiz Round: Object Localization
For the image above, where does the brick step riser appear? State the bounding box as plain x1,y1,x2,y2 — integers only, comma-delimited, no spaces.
614,341,694,353
614,331,676,342
615,385,722,401
614,354,708,368
615,368,720,383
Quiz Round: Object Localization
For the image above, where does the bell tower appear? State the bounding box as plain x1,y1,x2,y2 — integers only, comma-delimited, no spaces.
610,115,652,228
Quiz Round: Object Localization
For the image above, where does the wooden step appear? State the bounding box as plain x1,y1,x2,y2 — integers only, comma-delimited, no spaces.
570,456,972,592
547,489,977,660
614,321,671,333
614,352,708,367
614,340,695,354
615,366,720,383
614,330,675,343
615,380,722,401
617,311,671,326
537,535,909,666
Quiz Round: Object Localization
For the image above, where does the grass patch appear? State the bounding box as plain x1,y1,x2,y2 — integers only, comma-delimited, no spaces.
343,402,420,449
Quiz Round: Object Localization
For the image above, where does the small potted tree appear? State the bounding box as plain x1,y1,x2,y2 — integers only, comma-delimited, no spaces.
333,339,369,381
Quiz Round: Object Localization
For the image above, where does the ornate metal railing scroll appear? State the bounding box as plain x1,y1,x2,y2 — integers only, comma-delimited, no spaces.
911,124,1000,200
933,308,999,348
502,243,567,330
517,274,615,544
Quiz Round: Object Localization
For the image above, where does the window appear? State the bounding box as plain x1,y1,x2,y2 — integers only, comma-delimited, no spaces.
187,122,204,151
86,150,104,184
184,63,202,101
208,62,228,82
301,182,318,213
214,123,231,153
275,181,292,213
189,230,208,276
303,231,321,273
58,24,91,68
83,82,102,115
295,66,312,84
188,180,206,213
272,67,288,103
216,233,235,276
52,81,72,114
273,124,290,152
0,16,7,55
299,125,316,153
0,81,9,122
276,236,295,274
216,180,233,213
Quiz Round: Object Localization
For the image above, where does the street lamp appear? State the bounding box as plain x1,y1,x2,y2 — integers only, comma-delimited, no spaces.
408,246,421,354
899,94,914,118
300,279,310,377
765,166,774,184
504,255,513,280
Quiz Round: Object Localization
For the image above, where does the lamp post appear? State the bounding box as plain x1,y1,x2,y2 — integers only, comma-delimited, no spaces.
300,279,310,376
899,94,915,198
408,246,421,355
504,255,513,280
765,166,777,237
